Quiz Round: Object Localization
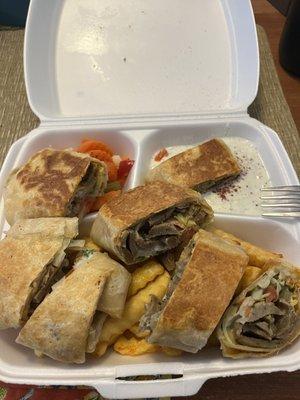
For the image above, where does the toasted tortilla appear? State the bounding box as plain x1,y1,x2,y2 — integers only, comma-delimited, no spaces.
91,181,213,264
96,253,131,318
7,217,78,238
4,148,107,224
0,218,78,329
146,139,240,191
144,229,248,352
16,252,113,363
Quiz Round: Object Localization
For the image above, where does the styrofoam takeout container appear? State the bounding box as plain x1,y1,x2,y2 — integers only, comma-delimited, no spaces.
0,0,299,398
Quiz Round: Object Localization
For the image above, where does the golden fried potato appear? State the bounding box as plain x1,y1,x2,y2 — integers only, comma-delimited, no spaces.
83,237,102,252
161,347,182,356
235,265,263,295
129,324,150,338
94,270,170,356
127,260,165,298
94,341,109,357
207,228,282,267
114,336,160,356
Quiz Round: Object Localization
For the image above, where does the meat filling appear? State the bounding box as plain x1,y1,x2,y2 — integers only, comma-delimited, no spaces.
120,204,205,263
225,270,299,349
23,239,85,322
159,226,198,271
66,162,106,217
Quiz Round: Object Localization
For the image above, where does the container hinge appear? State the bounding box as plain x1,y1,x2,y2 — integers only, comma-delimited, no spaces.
38,111,250,129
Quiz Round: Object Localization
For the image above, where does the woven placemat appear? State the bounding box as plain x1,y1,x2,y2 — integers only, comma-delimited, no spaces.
249,26,300,175
0,25,299,176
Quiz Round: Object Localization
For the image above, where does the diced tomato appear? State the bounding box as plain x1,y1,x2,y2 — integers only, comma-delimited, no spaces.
118,159,134,180
154,148,168,162
264,286,278,302
83,197,96,213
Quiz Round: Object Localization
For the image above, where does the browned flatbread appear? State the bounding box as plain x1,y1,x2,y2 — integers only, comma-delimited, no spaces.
147,138,240,191
91,181,213,264
0,218,78,329
4,148,107,224
16,252,113,364
7,217,78,239
146,229,249,352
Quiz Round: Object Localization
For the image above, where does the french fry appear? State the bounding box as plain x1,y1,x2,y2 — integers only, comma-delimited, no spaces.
94,341,109,357
127,260,165,297
94,270,170,356
208,228,282,267
161,347,182,356
114,336,160,356
235,265,263,295
83,237,102,252
129,324,150,338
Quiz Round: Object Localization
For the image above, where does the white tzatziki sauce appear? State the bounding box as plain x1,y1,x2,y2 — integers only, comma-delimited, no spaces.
150,137,271,216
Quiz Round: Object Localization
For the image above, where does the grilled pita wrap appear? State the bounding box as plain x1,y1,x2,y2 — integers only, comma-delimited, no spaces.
91,181,213,265
218,260,300,358
4,148,107,224
140,229,248,352
76,250,131,318
16,252,117,363
147,139,240,192
0,218,78,329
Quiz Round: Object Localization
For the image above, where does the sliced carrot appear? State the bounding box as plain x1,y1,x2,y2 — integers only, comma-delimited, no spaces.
88,149,113,162
76,140,114,156
91,190,122,211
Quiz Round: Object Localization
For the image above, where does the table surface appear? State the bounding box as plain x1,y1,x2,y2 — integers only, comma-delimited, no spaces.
252,0,300,135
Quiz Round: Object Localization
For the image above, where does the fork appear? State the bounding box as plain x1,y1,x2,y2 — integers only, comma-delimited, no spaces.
260,185,300,218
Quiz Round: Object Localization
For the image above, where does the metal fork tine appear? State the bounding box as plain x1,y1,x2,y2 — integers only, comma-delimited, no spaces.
261,186,300,192
262,211,300,218
260,195,300,200
260,186,300,218
261,203,300,208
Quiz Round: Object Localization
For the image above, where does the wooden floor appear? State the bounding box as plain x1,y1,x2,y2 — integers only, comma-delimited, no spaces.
252,0,300,134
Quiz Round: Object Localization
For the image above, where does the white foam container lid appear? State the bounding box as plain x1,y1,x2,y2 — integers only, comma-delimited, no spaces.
0,0,299,398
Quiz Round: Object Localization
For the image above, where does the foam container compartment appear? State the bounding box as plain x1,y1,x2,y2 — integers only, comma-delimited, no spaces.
0,0,299,398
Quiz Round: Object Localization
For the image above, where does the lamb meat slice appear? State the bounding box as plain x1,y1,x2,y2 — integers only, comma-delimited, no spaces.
147,221,182,238
242,323,273,341
236,334,281,349
160,227,198,271
148,207,175,226
127,230,180,259
275,310,297,338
